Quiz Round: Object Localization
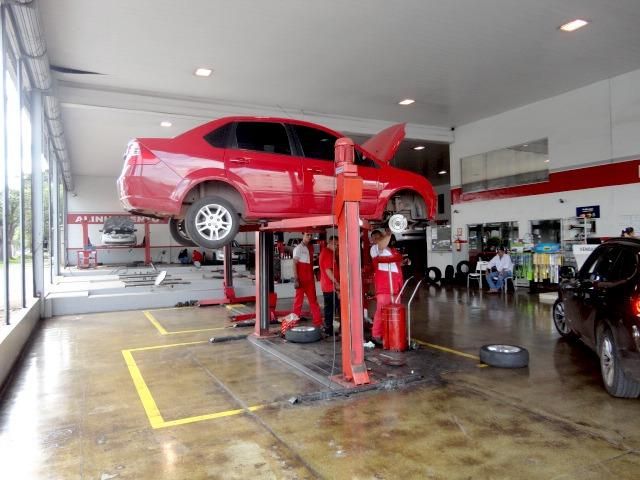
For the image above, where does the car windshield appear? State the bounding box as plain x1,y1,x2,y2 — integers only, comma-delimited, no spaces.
103,216,135,232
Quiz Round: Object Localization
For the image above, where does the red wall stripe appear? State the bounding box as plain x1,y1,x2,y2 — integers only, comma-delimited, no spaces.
452,158,640,204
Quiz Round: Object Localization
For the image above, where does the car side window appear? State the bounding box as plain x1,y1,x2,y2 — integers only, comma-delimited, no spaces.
291,125,337,161
580,246,619,282
204,123,232,148
235,122,291,155
611,248,638,281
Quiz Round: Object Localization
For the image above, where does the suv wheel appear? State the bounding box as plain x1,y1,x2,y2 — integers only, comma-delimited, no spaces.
552,299,577,340
185,196,240,249
169,218,196,247
599,327,640,398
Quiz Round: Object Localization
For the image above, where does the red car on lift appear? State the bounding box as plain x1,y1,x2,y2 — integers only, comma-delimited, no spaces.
118,116,436,249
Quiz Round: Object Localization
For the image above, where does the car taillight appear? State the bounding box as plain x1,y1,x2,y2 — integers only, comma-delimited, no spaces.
632,295,640,318
124,141,160,167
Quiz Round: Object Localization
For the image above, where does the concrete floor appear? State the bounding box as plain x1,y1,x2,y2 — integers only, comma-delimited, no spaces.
1,286,640,479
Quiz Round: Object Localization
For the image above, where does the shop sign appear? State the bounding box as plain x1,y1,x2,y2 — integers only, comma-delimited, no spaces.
576,205,600,218
67,213,168,224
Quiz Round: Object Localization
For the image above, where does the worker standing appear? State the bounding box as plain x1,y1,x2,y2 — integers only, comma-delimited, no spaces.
319,235,340,336
370,229,403,345
292,232,322,328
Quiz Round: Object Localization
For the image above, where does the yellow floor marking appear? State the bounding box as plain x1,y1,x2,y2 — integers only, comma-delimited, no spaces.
144,310,227,335
122,349,165,428
145,306,197,312
129,340,209,353
144,310,168,335
160,406,263,429
123,344,264,429
414,339,488,367
225,303,247,310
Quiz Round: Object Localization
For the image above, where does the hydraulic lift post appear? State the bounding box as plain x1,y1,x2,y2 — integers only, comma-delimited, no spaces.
334,138,370,385
254,230,275,336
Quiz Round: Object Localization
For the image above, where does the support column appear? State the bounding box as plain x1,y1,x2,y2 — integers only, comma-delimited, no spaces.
254,230,271,336
0,3,8,323
51,150,59,277
31,91,44,300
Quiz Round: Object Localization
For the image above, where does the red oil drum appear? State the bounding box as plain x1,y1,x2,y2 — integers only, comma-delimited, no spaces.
382,303,407,352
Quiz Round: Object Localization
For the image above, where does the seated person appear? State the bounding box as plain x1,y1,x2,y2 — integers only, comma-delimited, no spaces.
485,246,513,293
178,248,190,264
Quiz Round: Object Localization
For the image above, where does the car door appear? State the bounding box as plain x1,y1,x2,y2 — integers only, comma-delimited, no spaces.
289,124,379,215
224,121,302,216
563,245,620,347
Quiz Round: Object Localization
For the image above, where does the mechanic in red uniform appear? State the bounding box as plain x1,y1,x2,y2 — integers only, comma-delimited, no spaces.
292,232,322,327
319,235,340,336
369,229,403,345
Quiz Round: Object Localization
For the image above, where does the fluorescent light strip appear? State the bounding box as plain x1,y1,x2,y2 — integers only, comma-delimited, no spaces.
398,98,415,106
559,19,589,32
194,67,213,77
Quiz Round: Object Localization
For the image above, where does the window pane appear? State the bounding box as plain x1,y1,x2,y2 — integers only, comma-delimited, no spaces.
203,122,232,149
22,107,33,301
291,125,337,161
235,122,291,155
461,139,549,193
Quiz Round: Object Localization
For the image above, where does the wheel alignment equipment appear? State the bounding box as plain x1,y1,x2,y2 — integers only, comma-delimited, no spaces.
257,137,370,386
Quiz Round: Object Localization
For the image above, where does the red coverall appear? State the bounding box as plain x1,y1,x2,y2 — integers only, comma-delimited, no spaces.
292,243,322,326
371,247,403,339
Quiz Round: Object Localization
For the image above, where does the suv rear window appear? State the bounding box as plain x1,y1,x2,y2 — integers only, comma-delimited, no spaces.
235,122,291,155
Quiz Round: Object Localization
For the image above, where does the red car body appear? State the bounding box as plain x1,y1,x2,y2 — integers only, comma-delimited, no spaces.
118,116,436,248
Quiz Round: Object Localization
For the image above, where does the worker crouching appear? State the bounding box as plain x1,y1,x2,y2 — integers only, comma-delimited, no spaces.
370,229,403,345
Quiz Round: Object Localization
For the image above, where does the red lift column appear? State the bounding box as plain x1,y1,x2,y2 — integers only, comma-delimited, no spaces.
334,138,370,385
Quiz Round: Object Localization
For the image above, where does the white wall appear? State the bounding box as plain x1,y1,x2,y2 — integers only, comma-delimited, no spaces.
448,67,640,259
451,68,640,187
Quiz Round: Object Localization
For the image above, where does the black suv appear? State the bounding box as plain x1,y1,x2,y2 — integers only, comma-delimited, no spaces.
553,238,640,398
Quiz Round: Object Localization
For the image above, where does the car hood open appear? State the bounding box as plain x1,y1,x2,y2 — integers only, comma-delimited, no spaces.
360,123,406,164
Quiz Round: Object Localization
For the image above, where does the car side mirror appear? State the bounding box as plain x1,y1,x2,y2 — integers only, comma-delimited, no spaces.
559,266,576,279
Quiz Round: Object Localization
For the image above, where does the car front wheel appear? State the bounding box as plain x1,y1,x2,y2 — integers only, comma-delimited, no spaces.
599,327,640,398
552,299,577,340
169,218,196,247
185,196,239,249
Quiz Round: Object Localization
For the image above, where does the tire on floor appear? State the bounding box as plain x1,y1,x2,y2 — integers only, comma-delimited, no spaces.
479,344,529,368
285,326,322,343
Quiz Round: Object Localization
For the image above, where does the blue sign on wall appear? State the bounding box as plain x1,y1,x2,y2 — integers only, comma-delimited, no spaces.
576,205,600,218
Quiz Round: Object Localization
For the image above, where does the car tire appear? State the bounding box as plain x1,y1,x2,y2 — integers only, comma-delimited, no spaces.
185,196,240,250
599,327,640,398
443,265,455,284
479,344,529,368
169,218,196,247
456,261,470,275
552,299,577,340
425,266,442,284
285,326,322,343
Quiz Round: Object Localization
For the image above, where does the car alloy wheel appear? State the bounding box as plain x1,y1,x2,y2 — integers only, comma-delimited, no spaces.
552,299,576,339
479,344,529,368
599,328,640,398
601,334,616,388
185,196,240,250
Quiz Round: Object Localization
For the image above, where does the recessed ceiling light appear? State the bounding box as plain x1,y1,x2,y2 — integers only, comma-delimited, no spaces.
194,67,213,77
544,159,550,163
398,98,415,106
523,144,529,147
160,121,172,128
559,19,589,32
413,145,426,151
438,170,447,175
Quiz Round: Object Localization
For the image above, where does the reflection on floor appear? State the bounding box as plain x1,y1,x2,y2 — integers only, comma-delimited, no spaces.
1,286,639,479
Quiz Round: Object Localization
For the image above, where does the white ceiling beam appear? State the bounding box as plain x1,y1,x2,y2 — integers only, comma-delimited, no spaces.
57,81,453,143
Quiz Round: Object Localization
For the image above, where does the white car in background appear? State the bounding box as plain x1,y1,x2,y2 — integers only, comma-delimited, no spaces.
101,216,137,246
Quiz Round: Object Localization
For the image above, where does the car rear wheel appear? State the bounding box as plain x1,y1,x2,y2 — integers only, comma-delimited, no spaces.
599,328,640,398
552,299,577,340
185,196,240,249
169,218,196,247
